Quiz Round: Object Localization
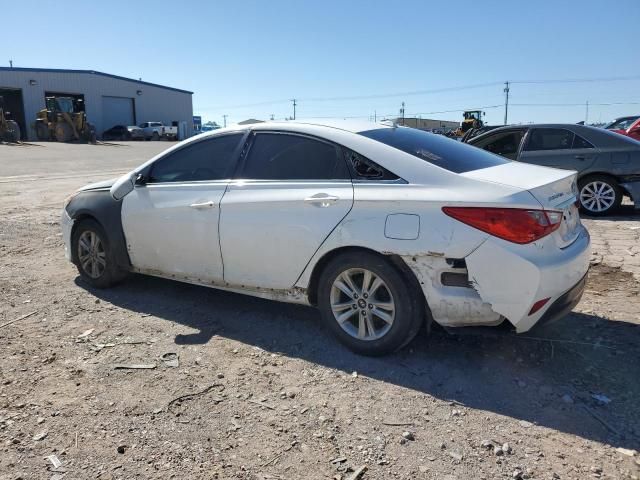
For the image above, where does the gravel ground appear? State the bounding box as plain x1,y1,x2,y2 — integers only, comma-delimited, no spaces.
1,142,639,480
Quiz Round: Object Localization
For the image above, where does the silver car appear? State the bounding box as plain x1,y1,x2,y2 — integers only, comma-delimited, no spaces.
466,124,640,216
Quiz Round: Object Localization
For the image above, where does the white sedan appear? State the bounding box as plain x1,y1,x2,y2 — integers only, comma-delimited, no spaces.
61,120,590,355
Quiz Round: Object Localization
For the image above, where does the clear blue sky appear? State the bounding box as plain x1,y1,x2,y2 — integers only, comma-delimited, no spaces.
5,0,640,126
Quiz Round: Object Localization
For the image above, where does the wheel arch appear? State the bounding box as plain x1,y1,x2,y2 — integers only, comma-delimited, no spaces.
578,171,622,183
305,245,426,308
66,191,131,270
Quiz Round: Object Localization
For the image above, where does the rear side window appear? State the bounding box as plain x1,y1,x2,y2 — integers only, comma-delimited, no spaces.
359,127,509,174
471,130,525,160
241,133,350,180
524,128,573,151
345,150,399,180
149,134,243,182
572,134,594,149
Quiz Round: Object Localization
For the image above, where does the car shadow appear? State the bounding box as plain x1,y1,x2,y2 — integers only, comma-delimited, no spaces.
77,274,640,449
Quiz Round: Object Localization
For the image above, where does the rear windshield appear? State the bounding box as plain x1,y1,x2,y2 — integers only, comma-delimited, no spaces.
359,127,510,173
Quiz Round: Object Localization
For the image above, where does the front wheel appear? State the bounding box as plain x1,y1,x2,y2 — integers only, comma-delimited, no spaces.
578,175,622,216
5,121,21,142
72,219,127,288
317,251,424,356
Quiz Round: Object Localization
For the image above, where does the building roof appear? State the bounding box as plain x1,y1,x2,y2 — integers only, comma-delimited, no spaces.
0,67,193,94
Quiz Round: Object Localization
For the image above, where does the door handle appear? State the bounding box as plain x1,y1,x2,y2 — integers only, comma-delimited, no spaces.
304,194,339,207
189,201,215,209
574,155,586,160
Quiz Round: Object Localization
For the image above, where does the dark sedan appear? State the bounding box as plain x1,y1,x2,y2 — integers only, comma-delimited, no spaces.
102,125,144,141
466,124,640,216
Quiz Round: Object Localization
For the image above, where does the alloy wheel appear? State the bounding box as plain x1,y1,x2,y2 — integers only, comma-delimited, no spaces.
330,268,395,341
77,230,106,279
579,181,615,213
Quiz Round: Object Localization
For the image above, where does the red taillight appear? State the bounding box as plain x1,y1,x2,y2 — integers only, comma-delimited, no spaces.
442,207,562,244
529,297,550,315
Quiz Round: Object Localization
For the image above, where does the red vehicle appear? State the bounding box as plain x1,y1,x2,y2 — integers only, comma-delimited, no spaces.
610,117,640,141
605,115,640,141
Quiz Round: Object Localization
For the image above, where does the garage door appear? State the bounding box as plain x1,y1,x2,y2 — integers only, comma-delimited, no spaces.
101,96,135,133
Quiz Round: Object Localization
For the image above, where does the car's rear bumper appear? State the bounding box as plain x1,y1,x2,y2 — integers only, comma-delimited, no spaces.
533,272,587,330
465,226,591,332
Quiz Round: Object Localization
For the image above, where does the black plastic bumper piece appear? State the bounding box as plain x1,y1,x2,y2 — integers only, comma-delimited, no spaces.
534,272,588,329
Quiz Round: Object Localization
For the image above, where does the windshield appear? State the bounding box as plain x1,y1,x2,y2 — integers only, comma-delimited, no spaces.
606,117,639,130
359,127,510,174
55,98,74,114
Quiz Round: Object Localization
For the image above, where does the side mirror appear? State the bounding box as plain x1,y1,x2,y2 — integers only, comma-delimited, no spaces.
110,171,137,201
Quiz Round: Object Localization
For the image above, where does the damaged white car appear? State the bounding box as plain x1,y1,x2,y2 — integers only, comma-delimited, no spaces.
61,120,590,355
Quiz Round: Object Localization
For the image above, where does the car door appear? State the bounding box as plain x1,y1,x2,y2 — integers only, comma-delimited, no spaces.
121,133,245,283
469,128,526,160
219,131,354,290
518,128,597,172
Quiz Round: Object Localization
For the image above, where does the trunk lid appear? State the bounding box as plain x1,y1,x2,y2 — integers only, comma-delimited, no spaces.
461,162,581,248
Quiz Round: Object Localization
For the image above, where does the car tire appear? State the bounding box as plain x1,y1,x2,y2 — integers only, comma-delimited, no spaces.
578,175,622,216
152,131,160,141
72,219,127,288
317,251,424,356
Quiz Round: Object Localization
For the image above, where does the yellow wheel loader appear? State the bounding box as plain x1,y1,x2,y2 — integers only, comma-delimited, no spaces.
34,97,96,143
0,96,21,142
449,110,485,138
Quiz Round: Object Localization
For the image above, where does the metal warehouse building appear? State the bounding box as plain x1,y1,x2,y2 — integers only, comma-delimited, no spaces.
0,67,193,141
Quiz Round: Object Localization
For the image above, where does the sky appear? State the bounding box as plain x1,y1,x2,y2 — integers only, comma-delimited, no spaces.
4,0,640,127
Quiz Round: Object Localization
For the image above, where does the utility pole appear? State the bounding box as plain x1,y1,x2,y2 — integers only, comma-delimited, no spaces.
503,81,510,125
291,99,297,120
223,115,228,128
400,101,405,125
585,101,589,124
270,114,274,121
374,110,377,122
9,60,13,68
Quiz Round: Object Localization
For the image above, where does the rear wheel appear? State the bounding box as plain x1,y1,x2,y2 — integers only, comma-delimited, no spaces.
317,251,424,356
72,219,127,288
152,131,160,141
578,175,621,216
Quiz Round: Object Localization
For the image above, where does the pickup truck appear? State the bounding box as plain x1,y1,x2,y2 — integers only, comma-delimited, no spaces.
138,122,178,141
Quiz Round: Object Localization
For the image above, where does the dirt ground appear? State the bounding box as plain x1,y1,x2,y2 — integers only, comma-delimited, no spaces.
1,141,639,480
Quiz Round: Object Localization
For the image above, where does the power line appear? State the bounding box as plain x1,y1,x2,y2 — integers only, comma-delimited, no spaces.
511,75,640,85
198,75,640,111
511,101,640,106
301,82,503,102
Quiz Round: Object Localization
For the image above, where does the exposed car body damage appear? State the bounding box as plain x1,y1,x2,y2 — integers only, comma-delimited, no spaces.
401,254,502,327
132,267,309,304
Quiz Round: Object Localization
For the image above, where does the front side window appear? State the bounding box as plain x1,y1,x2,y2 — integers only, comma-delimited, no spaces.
471,130,525,160
524,129,574,151
241,133,350,180
360,127,509,174
148,134,243,182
